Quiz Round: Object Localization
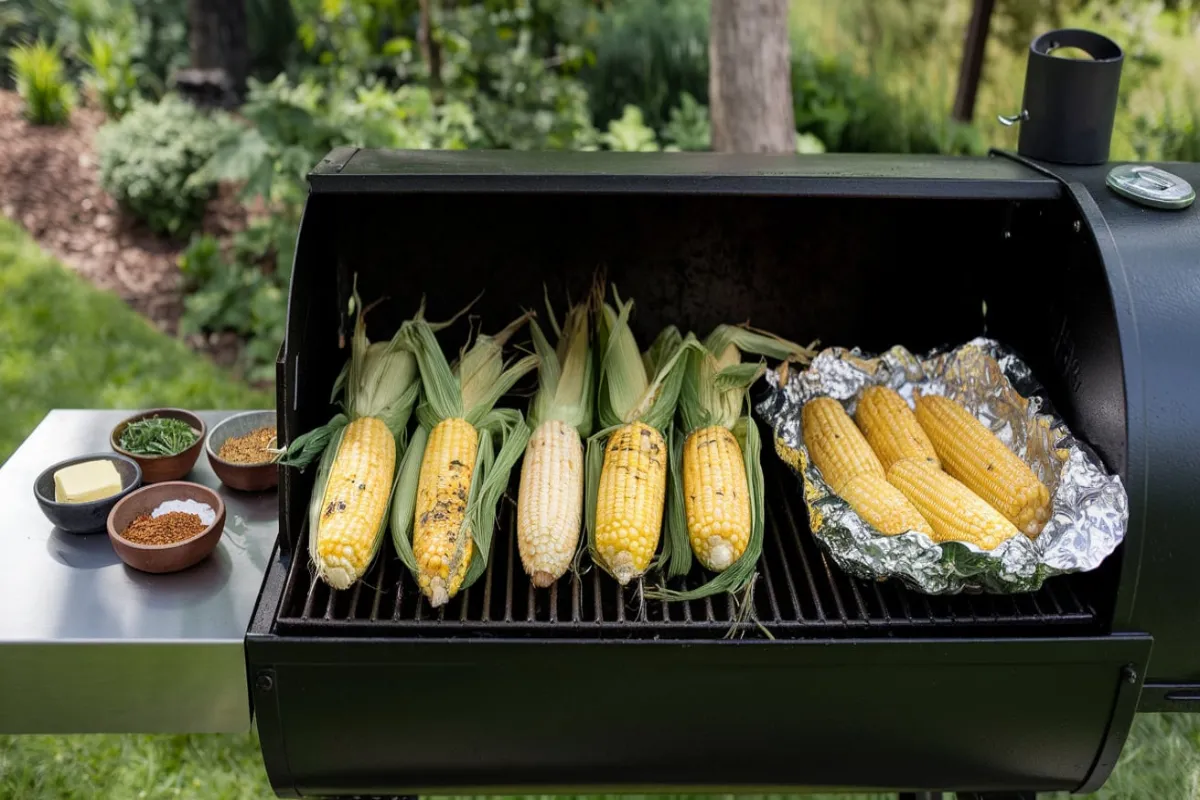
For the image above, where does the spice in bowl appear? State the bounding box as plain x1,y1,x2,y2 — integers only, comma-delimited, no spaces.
218,426,278,465
119,498,217,545
119,417,199,457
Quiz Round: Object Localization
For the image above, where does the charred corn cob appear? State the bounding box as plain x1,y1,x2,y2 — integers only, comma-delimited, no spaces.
392,313,537,606
855,385,940,470
517,298,593,588
802,397,885,492
837,472,933,536
595,420,669,584
887,458,1021,550
914,393,1051,537
682,425,751,571
281,283,444,590
587,288,696,586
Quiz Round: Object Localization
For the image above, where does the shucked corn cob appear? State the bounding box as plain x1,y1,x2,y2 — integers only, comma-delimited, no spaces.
391,313,537,607
887,458,1021,550
682,424,750,572
802,396,932,537
855,385,940,471
801,397,885,492
280,283,447,590
517,297,594,588
914,393,1051,537
587,288,695,586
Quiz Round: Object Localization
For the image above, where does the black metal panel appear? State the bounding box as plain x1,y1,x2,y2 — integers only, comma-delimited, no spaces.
245,611,1150,796
995,154,1200,695
308,150,1062,200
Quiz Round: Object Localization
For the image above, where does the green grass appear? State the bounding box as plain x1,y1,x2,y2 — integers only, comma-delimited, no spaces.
0,214,271,464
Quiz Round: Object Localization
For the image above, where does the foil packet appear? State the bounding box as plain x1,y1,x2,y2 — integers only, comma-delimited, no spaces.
756,338,1128,594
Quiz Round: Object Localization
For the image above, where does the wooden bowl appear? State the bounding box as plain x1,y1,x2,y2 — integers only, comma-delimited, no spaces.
34,453,143,534
110,409,206,484
106,482,226,574
205,410,279,492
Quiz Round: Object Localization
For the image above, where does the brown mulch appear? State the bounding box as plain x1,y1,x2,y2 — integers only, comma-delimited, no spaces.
0,90,247,369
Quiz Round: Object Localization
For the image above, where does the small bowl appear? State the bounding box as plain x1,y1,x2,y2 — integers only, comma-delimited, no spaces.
205,410,279,492
111,409,206,484
34,453,143,534
107,482,226,574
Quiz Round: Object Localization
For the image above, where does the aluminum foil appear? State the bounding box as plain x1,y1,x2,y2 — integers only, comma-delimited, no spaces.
756,338,1128,594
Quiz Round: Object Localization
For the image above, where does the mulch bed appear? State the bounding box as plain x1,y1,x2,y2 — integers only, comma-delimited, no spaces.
0,90,247,369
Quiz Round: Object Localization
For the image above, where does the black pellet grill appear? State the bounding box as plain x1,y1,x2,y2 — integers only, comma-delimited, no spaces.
242,146,1200,799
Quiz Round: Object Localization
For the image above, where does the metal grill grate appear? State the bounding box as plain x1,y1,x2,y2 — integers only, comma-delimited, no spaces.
274,460,1097,639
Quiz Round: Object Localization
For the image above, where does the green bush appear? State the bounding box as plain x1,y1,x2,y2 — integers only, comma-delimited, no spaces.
600,105,660,151
96,95,234,237
82,28,140,118
791,48,982,155
8,39,74,125
661,91,710,151
581,0,709,132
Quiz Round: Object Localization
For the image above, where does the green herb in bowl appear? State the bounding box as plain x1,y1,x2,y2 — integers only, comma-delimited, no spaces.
119,417,199,457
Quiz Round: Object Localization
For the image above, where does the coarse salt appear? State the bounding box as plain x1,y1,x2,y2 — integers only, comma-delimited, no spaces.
151,499,216,527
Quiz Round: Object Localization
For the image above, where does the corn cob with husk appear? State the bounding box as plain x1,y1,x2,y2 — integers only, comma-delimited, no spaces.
390,313,537,607
650,325,816,601
517,294,594,588
279,283,466,590
585,288,698,587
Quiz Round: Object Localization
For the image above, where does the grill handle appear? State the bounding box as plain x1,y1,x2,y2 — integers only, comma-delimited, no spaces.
1000,28,1123,166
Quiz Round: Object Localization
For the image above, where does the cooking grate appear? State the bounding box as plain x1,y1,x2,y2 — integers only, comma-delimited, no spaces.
274,459,1097,639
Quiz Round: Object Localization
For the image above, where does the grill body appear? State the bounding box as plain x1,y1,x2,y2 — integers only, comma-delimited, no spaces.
248,150,1200,796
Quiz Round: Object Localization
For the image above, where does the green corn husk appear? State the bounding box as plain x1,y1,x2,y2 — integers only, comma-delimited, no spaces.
584,285,702,584
390,313,537,603
649,324,816,614
528,290,594,437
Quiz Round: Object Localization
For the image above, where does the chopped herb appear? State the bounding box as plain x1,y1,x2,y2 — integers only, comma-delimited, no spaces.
120,417,198,456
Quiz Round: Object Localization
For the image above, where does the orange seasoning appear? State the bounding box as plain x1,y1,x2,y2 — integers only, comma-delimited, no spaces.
121,512,206,545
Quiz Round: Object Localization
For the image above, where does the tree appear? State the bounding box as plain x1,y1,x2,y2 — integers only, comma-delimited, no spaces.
708,0,795,154
953,0,996,122
178,0,249,108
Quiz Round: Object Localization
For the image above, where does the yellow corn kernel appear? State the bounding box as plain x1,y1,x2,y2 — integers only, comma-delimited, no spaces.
414,417,480,606
802,397,886,492
837,471,933,537
595,421,667,585
915,394,1051,537
517,419,584,588
683,425,752,572
886,459,1021,551
855,385,940,471
314,416,396,589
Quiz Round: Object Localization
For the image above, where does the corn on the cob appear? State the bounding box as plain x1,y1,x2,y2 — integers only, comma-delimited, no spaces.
914,393,1051,537
392,313,537,606
587,288,696,586
413,417,479,605
595,420,669,584
887,458,1021,550
802,397,885,492
837,471,933,537
682,424,751,571
281,283,450,590
517,296,594,587
855,385,940,471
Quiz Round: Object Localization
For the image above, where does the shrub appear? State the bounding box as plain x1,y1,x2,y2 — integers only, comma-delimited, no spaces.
82,29,140,118
601,105,659,151
661,91,710,151
581,0,709,132
8,39,74,125
96,95,234,236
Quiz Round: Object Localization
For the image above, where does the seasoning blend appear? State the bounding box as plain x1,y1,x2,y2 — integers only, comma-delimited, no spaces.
122,512,206,545
218,426,278,465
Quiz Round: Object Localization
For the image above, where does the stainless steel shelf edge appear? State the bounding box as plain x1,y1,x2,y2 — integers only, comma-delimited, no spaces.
0,410,275,734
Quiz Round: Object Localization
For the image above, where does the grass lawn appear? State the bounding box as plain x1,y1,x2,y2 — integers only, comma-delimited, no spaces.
1,218,1198,797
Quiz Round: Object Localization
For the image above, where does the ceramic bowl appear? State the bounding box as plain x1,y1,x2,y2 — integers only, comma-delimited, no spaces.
106,481,226,574
205,410,279,492
34,453,143,534
110,409,206,483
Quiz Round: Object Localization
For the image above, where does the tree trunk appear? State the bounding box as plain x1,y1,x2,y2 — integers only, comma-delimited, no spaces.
182,0,248,107
708,0,795,154
952,0,996,122
418,0,442,94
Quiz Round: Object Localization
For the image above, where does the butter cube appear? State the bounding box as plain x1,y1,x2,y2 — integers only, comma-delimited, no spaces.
54,459,123,504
